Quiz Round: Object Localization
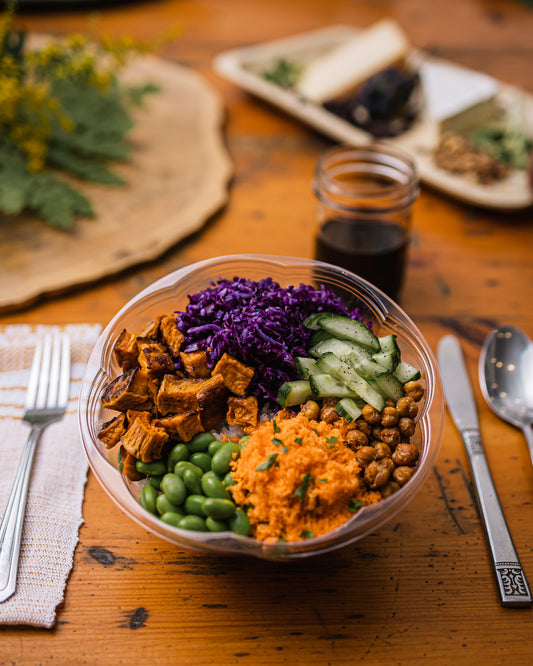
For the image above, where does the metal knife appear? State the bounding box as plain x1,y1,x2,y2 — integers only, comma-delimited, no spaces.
437,334,532,608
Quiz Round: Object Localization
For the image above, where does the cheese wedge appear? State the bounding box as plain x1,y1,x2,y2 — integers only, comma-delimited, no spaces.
295,20,411,103
420,61,498,134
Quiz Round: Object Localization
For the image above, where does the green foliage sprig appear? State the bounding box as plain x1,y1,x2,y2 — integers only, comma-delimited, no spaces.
0,6,160,229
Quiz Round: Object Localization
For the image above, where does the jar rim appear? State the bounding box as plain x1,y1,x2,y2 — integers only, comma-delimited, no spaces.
314,144,419,209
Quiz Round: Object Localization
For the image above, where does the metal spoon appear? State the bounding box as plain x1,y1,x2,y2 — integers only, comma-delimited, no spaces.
479,325,533,465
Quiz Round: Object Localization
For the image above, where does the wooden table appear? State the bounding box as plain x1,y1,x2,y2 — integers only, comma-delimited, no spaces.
2,0,533,663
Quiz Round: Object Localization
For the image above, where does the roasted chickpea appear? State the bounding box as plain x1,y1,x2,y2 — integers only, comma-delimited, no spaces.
371,425,383,441
381,406,399,427
393,466,415,486
355,446,376,467
404,381,425,402
380,481,400,498
355,419,372,437
380,427,400,448
320,404,338,424
374,442,392,459
398,416,416,438
346,428,368,450
362,404,381,425
364,460,392,489
299,400,320,421
392,443,419,466
396,396,418,418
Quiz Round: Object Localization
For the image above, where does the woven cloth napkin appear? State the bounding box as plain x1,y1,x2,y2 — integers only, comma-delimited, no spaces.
0,324,101,628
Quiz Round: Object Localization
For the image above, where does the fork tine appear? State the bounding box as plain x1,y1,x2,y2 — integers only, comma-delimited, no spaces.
24,339,44,411
57,334,71,408
46,334,62,408
35,335,53,410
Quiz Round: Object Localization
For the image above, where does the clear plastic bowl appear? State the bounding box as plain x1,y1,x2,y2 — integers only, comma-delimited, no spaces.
78,254,444,560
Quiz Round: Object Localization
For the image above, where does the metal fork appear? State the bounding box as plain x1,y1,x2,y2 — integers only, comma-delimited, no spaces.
0,333,71,603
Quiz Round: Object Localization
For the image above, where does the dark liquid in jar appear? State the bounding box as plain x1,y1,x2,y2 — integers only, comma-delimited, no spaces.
315,218,408,300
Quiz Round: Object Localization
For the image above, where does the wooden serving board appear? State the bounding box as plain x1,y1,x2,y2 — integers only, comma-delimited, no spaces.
0,54,232,313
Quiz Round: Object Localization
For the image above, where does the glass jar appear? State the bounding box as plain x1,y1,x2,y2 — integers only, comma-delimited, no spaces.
313,144,419,301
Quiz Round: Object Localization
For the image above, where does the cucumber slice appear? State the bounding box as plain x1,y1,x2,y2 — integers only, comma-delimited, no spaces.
276,380,313,407
352,355,389,380
303,312,329,330
336,397,364,423
309,373,361,399
308,329,333,346
316,314,380,352
378,334,400,354
371,372,404,402
393,360,421,383
296,356,318,379
372,350,400,372
316,353,385,411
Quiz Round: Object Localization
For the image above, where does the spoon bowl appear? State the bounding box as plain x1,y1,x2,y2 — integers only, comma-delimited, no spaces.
479,325,533,463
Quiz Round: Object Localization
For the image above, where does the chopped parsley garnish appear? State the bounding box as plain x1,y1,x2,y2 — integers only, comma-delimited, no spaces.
319,478,328,483
281,446,289,454
256,453,279,471
272,419,280,433
294,473,314,503
325,436,338,444
349,499,364,513
272,437,284,447
295,437,303,445
300,529,315,539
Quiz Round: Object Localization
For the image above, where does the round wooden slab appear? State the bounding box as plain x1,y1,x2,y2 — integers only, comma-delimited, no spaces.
0,54,232,312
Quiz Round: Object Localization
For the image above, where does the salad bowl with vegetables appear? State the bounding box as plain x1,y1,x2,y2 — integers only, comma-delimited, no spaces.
78,254,444,560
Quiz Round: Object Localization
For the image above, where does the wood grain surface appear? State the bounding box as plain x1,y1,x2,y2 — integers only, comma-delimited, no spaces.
1,1,533,664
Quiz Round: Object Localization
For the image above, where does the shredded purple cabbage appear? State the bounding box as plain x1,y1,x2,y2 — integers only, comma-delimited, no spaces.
175,277,365,404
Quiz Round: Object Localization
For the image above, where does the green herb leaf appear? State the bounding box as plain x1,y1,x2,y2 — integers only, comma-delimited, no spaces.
272,419,280,433
349,499,364,513
272,437,284,447
295,437,303,445
300,529,315,539
294,473,314,503
256,453,278,472
325,436,338,444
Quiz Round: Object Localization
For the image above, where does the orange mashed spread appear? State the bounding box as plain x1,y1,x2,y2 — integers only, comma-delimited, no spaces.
229,411,380,542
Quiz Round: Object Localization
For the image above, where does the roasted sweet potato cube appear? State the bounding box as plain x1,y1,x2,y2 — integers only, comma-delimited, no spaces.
136,338,174,379
156,375,204,416
226,396,258,429
160,314,185,356
113,330,139,371
140,314,164,340
101,368,154,412
179,351,210,378
156,411,203,442
97,413,127,449
119,446,145,481
120,412,169,462
197,374,229,430
212,353,255,395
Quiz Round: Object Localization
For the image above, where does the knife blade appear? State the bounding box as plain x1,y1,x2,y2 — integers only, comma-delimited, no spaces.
437,335,532,607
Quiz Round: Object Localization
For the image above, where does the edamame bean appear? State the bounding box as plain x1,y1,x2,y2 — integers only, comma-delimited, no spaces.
229,508,251,536
201,473,230,499
184,494,207,517
140,485,158,515
187,431,215,453
136,459,167,476
223,472,235,487
206,517,229,533
174,460,203,478
183,468,203,495
167,443,189,472
208,440,226,457
156,493,183,517
202,497,236,520
190,452,212,473
147,474,163,490
160,511,185,527
211,442,240,476
177,515,208,532
161,473,187,506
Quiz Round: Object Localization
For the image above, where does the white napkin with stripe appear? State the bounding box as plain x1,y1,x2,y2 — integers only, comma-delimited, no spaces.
0,324,101,628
